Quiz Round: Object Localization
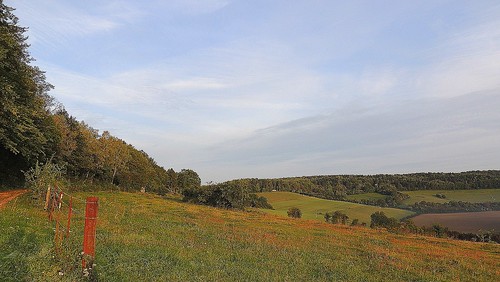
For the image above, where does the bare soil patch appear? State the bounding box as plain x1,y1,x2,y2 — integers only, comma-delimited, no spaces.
0,189,28,209
412,211,500,233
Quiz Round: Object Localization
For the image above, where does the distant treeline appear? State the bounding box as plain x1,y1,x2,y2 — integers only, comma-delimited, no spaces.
225,171,500,200
0,4,200,194
409,201,500,213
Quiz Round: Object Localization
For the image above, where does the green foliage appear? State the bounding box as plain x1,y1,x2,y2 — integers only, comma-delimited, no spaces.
249,194,273,209
182,182,271,210
0,2,57,186
177,169,201,193
325,210,349,224
287,207,302,218
370,211,400,229
23,159,64,201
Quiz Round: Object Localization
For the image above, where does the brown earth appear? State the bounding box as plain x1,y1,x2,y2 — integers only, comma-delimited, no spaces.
412,211,500,233
0,189,28,209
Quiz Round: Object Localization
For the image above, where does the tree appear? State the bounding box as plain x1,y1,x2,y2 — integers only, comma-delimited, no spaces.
99,131,130,185
177,169,201,193
0,2,54,185
287,207,302,218
166,168,178,193
370,211,399,229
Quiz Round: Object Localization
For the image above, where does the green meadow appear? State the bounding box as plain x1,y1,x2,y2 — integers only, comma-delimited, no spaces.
402,189,500,205
1,191,499,281
258,192,414,224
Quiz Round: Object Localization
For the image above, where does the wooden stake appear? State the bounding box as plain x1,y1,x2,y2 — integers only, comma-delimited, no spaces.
44,185,51,210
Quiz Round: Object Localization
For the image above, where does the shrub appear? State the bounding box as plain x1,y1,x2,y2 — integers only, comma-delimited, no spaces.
23,159,65,203
287,207,302,218
325,211,349,224
182,183,272,210
370,211,399,229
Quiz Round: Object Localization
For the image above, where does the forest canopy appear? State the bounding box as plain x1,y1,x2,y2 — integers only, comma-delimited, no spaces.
0,2,198,193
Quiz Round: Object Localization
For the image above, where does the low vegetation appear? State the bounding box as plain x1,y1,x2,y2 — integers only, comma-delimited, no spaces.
1,191,499,281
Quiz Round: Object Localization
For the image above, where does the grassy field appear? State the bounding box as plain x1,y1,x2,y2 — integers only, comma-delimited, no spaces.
1,191,499,281
346,192,389,201
258,192,414,224
345,189,500,205
402,189,500,205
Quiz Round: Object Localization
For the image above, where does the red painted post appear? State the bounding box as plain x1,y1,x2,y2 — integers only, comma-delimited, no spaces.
66,196,73,238
82,197,98,269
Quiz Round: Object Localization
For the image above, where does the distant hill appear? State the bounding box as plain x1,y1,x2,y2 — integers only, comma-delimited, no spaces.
223,171,500,201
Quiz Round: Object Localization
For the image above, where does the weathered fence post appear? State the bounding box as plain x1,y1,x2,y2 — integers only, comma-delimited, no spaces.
82,197,98,269
44,185,51,210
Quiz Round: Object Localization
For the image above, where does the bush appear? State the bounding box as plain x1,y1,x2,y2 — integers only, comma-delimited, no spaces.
287,207,302,218
325,210,349,224
182,183,272,210
23,159,65,203
434,193,446,199
370,211,399,229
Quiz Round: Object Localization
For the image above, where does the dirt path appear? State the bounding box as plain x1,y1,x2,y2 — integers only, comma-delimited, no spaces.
0,189,28,209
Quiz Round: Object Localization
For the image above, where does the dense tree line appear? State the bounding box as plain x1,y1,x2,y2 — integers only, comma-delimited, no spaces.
0,3,200,194
409,201,500,213
225,171,500,201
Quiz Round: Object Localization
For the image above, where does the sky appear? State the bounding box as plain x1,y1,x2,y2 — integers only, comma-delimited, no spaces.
7,0,500,183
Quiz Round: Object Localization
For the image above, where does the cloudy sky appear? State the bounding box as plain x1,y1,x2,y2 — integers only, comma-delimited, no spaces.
8,0,500,182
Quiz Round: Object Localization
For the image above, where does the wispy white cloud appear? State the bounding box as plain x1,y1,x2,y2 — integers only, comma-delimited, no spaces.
13,1,133,47
7,0,500,182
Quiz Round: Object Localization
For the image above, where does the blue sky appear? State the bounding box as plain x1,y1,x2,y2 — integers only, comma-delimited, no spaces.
8,0,500,182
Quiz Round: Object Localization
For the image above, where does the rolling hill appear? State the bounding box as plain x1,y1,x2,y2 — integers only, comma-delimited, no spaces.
1,191,499,281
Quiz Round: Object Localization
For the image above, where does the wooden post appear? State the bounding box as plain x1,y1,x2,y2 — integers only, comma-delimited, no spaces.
58,193,63,209
66,196,73,238
82,197,98,269
44,186,51,210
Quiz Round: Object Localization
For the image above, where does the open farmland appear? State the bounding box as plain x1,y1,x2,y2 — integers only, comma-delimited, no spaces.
345,189,500,206
411,211,500,233
402,189,500,205
1,191,499,281
258,192,413,224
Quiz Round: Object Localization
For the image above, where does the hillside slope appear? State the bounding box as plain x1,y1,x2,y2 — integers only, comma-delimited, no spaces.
1,191,499,281
259,191,413,224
